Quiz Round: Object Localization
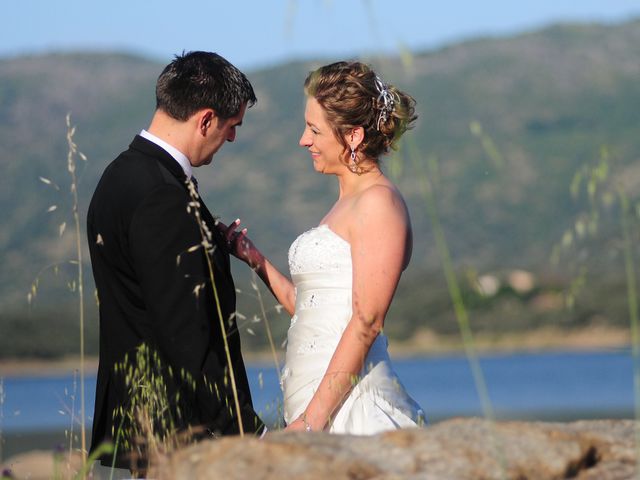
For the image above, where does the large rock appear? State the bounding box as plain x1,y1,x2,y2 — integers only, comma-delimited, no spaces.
0,450,83,480
149,418,637,479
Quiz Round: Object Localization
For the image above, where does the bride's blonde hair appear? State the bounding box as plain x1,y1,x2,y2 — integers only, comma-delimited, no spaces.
304,61,417,162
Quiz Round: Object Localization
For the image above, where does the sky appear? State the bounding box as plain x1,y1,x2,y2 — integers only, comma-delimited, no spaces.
4,1,640,71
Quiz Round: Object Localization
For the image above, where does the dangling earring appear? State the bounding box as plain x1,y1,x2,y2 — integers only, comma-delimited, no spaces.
347,146,366,175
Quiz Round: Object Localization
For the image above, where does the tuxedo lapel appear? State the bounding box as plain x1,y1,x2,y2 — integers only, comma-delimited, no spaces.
129,135,229,275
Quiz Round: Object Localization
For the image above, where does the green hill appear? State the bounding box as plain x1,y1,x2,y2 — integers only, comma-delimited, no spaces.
1,19,639,357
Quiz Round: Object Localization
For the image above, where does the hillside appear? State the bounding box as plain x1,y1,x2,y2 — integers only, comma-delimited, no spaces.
1,19,639,357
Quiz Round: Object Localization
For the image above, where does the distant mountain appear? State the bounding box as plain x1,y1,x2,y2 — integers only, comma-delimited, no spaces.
1,19,639,357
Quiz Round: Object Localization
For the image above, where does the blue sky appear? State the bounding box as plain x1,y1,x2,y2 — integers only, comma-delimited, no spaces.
4,1,640,71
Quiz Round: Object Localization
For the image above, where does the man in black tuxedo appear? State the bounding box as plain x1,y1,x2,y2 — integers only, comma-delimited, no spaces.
87,51,264,471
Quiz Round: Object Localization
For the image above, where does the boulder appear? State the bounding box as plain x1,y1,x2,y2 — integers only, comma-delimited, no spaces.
149,418,637,479
0,450,83,480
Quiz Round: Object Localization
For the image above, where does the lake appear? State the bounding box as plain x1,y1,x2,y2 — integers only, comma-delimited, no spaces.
0,349,634,456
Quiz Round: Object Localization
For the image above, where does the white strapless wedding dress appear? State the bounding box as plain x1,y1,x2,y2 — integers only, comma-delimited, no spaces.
281,224,425,434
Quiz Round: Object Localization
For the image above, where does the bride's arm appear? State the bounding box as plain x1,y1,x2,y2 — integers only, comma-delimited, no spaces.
220,219,296,315
287,186,411,431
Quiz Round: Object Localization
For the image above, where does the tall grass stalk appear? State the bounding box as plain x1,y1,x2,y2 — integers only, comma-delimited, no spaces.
186,180,244,436
403,135,506,476
67,370,78,460
65,113,87,466
619,190,640,478
555,153,639,470
0,377,4,464
372,31,497,431
251,272,281,375
109,409,127,477
76,443,113,480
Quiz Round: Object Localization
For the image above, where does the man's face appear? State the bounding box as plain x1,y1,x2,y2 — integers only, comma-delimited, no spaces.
200,102,247,166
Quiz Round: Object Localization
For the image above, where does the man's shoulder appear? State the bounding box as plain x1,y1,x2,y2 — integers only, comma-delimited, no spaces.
91,147,169,210
109,138,159,173
109,149,155,178
98,140,167,187
107,136,185,188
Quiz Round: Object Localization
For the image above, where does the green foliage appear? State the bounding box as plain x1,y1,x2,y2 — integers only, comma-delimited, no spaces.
0,308,99,358
111,344,197,471
1,19,640,357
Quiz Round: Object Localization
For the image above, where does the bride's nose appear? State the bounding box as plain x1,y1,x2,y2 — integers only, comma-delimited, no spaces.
299,129,312,147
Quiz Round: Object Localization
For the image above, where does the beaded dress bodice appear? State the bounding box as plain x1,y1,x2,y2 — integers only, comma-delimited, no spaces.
287,224,352,314
288,224,351,276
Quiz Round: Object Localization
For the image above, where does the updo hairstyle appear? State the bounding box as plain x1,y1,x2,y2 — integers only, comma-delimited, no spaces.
304,61,417,162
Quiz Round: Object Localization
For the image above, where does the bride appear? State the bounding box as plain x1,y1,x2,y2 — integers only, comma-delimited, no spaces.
224,61,424,433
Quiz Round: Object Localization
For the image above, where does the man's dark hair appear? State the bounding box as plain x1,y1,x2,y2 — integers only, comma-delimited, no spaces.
155,51,257,121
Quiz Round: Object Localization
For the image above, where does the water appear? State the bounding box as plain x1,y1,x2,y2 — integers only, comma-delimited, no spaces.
0,350,633,434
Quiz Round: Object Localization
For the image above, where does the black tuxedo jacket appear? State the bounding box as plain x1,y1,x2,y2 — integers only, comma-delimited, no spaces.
87,135,263,467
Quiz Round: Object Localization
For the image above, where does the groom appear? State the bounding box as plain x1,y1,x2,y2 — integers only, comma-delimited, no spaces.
87,51,264,470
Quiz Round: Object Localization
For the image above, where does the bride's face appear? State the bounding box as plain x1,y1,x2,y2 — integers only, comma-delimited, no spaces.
299,97,347,174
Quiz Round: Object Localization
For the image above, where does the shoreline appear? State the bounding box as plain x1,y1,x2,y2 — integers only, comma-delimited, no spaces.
387,324,631,358
0,324,630,377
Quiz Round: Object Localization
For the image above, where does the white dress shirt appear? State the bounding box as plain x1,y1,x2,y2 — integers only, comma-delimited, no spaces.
139,129,194,180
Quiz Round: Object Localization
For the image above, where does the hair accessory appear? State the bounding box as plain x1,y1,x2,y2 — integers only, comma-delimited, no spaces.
374,75,398,131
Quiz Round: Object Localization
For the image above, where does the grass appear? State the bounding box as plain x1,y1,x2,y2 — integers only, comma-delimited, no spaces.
184,177,246,436
8,115,112,478
400,132,507,477
20,115,90,476
619,189,640,480
545,146,640,477
249,271,281,377
64,113,88,469
109,344,197,475
0,378,4,465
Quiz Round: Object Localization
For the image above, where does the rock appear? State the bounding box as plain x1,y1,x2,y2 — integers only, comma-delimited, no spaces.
149,418,637,479
1,450,83,480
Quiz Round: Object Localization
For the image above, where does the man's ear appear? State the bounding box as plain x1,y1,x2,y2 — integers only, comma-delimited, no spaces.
199,109,216,133
347,126,365,150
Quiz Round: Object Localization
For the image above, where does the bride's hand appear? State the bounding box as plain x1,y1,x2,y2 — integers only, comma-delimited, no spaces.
285,413,321,432
220,219,263,268
284,417,310,432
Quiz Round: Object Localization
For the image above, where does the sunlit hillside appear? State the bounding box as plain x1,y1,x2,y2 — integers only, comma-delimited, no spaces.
1,18,639,356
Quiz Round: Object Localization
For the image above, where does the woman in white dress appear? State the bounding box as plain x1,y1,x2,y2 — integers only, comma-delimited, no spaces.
224,61,425,433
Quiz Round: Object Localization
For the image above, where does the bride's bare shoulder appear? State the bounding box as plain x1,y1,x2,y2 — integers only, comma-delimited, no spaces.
353,182,409,221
